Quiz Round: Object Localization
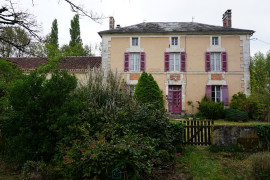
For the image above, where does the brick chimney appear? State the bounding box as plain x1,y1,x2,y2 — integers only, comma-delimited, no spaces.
222,10,232,28
109,16,115,30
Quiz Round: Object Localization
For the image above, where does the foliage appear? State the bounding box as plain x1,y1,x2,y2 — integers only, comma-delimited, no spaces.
69,14,82,47
1,68,80,162
250,51,270,121
255,124,270,150
197,96,224,120
134,72,164,109
230,92,260,120
249,152,270,180
21,160,53,180
48,19,59,49
224,108,248,122
53,69,183,179
209,145,244,153
0,27,31,57
0,59,23,115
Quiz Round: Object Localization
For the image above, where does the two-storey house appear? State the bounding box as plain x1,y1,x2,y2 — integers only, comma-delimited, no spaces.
98,10,254,114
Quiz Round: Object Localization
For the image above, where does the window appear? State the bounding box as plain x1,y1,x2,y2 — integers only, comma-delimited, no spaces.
169,53,180,71
129,53,140,71
132,37,138,46
171,37,178,46
212,85,222,102
128,85,136,94
211,52,221,71
212,37,219,45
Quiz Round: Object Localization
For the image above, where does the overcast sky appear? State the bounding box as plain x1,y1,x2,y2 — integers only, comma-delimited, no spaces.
12,0,270,56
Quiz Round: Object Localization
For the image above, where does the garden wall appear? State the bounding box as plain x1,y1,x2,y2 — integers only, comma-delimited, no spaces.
212,125,263,149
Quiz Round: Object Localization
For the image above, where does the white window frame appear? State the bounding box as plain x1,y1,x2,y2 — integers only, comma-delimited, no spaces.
129,53,140,72
131,37,139,46
211,52,221,72
169,53,180,72
212,85,222,102
212,37,219,45
171,37,178,46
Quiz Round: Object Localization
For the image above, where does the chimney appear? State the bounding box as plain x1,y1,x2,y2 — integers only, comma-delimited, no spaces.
109,16,115,30
223,9,232,28
116,24,121,28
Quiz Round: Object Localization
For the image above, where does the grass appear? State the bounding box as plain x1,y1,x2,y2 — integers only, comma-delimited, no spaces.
178,146,253,180
0,158,20,180
214,120,270,126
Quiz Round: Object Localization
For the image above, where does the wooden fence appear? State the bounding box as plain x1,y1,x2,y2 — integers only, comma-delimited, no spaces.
181,120,214,146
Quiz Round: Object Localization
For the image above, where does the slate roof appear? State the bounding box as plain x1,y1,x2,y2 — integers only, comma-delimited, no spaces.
3,56,101,71
98,22,254,36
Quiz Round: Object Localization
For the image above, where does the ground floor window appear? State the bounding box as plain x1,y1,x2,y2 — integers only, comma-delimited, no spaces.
211,85,222,102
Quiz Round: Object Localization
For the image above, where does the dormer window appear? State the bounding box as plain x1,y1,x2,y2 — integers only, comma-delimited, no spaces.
132,37,138,46
171,37,178,46
212,37,219,45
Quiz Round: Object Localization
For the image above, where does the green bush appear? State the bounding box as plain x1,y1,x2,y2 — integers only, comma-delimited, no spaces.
230,92,260,120
21,160,53,180
249,152,270,180
224,108,248,122
197,96,224,120
255,124,270,150
134,72,164,109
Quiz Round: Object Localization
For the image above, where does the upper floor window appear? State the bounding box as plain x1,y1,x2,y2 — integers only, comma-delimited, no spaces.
132,37,138,46
211,52,221,71
171,37,178,46
129,53,140,71
212,37,219,45
169,53,180,71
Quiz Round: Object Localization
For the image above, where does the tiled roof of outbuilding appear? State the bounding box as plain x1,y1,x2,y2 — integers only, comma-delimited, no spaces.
98,22,254,36
3,56,101,71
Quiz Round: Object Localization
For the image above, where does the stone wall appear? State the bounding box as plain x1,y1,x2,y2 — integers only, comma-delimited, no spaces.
212,125,263,149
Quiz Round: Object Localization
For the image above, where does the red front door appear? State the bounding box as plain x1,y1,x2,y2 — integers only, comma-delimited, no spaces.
168,85,182,114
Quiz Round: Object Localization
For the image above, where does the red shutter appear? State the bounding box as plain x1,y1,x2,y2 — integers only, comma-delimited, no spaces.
205,52,211,72
140,52,145,71
164,52,170,72
222,85,229,106
124,52,129,72
180,52,186,72
221,52,228,72
206,85,212,99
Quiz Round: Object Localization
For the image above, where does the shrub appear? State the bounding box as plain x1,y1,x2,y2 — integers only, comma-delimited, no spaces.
249,152,270,180
21,160,53,180
134,72,164,109
224,108,248,122
197,96,224,120
255,124,270,150
230,92,260,120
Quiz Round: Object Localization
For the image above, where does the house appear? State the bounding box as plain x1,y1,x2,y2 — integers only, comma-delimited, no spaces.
98,10,255,114
3,56,101,84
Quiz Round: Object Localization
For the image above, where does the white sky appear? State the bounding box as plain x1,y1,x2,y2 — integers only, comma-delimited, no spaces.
10,0,270,56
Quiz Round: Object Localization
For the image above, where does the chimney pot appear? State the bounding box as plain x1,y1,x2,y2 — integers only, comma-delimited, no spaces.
222,9,232,28
116,24,121,28
109,16,115,30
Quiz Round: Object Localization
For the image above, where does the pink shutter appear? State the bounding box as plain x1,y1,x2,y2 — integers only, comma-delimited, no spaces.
180,52,186,72
164,52,170,72
222,85,229,106
205,52,211,72
206,85,212,99
140,52,145,71
124,52,129,72
221,52,227,72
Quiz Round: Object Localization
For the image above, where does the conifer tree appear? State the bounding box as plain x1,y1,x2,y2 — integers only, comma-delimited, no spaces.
69,14,82,47
134,72,164,109
49,19,59,49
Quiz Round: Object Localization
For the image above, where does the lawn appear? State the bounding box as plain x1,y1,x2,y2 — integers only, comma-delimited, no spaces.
177,146,253,180
214,120,270,126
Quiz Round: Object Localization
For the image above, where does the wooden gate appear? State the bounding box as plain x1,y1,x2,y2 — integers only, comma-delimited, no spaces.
182,120,214,145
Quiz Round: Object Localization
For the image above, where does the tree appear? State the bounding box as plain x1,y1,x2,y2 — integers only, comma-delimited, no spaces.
69,14,82,47
134,72,164,109
49,19,59,49
0,0,104,56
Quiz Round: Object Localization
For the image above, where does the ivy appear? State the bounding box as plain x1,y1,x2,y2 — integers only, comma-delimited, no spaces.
255,124,270,150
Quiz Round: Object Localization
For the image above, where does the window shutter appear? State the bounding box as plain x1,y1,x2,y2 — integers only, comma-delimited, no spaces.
124,52,129,72
205,52,211,72
164,52,170,72
221,52,228,72
180,52,186,72
222,85,229,106
206,85,212,99
140,52,145,71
